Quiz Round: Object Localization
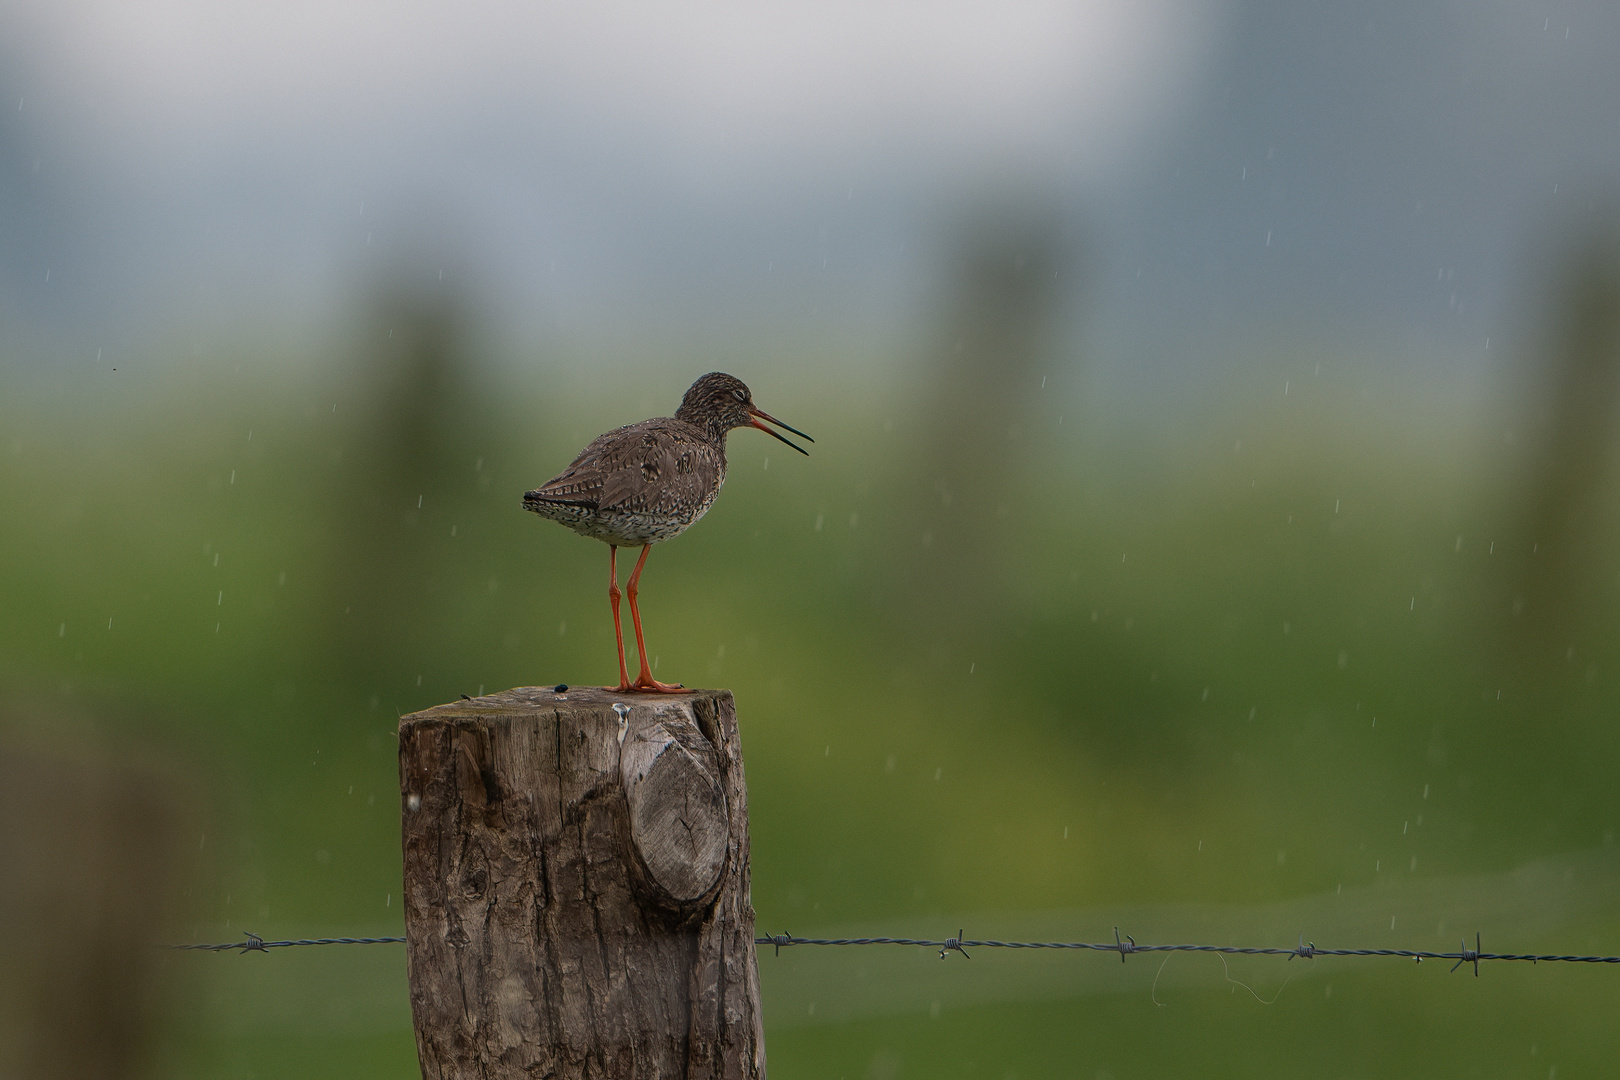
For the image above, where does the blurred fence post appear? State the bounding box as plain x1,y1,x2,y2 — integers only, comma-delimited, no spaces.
0,741,184,1080
398,686,764,1080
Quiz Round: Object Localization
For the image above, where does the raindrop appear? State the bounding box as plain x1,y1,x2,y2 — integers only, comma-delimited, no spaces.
417,495,423,509
230,470,236,484
814,514,824,531
558,621,567,636
59,623,66,638
1063,827,1069,839
451,525,457,537
416,674,423,686
969,663,975,674
763,458,769,471
108,618,112,630
849,512,858,528
213,553,220,567
934,767,942,780
217,591,223,606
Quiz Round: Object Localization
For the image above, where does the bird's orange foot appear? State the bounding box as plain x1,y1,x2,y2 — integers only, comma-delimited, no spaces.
603,676,686,693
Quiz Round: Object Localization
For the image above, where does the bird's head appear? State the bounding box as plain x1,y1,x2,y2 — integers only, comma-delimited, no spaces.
676,372,812,454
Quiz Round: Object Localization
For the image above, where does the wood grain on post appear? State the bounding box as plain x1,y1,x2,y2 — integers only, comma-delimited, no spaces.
398,686,765,1079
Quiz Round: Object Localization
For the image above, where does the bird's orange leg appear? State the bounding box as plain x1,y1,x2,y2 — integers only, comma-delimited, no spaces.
625,545,684,693
604,545,635,692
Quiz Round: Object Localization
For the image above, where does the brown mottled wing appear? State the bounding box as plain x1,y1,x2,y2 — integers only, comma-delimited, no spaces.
526,418,723,519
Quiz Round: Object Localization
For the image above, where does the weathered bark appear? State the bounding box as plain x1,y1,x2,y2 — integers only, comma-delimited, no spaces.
399,686,765,1080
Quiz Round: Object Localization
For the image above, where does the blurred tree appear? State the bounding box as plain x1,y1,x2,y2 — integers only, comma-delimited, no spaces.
898,209,1065,652
323,281,486,689
1501,225,1620,685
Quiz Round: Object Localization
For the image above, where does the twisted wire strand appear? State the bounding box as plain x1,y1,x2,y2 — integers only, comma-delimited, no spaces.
169,932,406,954
170,929,1620,974
752,930,1620,974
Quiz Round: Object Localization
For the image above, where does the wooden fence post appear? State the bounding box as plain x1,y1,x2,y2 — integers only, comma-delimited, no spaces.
398,686,765,1079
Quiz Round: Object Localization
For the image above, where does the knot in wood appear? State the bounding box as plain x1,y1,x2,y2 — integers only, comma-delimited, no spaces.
619,702,729,905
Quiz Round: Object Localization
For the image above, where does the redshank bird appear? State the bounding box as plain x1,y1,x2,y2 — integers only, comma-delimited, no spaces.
523,372,811,692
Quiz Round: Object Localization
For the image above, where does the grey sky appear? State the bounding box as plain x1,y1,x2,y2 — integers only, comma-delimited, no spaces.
0,1,1615,375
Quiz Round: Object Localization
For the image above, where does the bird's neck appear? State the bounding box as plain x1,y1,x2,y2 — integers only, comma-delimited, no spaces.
675,409,730,446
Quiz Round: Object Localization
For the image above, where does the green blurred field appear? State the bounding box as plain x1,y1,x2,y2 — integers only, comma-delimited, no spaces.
3,334,1618,1078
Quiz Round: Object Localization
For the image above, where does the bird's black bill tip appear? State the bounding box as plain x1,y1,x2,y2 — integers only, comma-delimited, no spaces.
751,418,810,455
749,409,813,454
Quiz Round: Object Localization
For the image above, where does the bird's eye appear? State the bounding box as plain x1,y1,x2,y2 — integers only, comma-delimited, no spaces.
732,389,746,402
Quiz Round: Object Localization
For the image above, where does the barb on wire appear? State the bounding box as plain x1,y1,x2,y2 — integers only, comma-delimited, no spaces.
169,932,406,954
1114,926,1134,964
753,928,1620,974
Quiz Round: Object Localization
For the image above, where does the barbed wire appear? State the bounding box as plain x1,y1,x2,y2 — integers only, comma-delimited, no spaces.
170,932,405,954
172,928,1620,975
752,929,1620,975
